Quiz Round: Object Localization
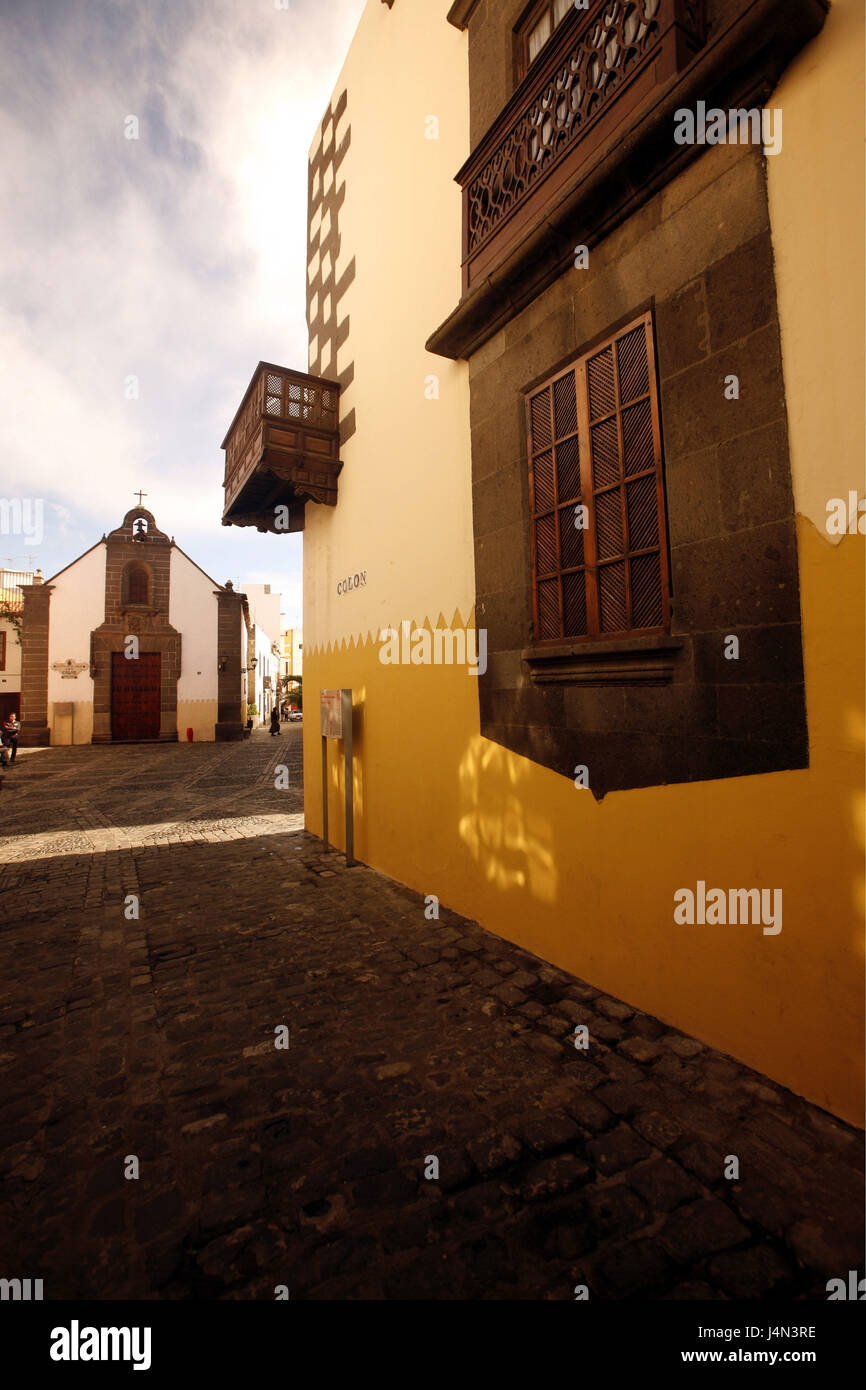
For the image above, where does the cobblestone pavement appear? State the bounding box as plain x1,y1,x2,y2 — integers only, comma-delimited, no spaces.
0,735,862,1300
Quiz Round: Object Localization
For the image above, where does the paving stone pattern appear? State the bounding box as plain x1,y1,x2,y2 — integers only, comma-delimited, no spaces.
0,735,862,1299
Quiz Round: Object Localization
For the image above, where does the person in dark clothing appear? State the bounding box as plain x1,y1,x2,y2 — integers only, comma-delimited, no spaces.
2,712,19,765
269,707,281,736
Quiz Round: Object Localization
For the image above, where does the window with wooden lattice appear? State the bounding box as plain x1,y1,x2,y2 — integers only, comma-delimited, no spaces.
515,0,574,81
124,562,150,606
526,312,670,642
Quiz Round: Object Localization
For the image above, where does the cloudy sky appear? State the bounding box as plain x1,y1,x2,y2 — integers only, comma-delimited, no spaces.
0,0,366,627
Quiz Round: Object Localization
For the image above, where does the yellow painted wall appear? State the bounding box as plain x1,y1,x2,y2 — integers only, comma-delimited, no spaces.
49,699,94,745
304,0,864,1123
177,699,218,743
306,517,863,1124
47,699,217,744
48,699,218,743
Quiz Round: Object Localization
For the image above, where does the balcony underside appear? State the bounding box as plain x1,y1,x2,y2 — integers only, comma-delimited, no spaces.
222,446,342,533
221,362,342,534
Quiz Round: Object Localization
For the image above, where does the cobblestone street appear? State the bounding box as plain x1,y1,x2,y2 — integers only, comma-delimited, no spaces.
0,734,862,1300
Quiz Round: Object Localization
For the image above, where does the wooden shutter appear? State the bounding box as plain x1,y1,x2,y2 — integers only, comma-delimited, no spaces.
0,630,6,671
527,311,670,641
516,0,575,81
126,563,149,605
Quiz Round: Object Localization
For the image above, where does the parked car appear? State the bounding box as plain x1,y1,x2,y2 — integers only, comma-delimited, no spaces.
288,708,303,722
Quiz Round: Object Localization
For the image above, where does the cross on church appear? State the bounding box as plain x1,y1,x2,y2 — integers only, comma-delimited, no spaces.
134,490,147,506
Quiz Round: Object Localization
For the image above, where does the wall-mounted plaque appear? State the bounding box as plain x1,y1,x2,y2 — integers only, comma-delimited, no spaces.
320,688,355,867
320,688,344,738
51,659,88,679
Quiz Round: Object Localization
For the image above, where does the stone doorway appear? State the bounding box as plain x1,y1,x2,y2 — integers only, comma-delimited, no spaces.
110,651,161,740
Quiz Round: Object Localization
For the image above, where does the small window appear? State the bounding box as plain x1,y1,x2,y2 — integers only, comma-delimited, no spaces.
526,312,671,642
0,629,6,671
517,0,573,81
124,562,150,606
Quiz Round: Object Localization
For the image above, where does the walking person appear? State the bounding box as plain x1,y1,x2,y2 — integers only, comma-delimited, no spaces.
2,711,19,765
269,706,281,737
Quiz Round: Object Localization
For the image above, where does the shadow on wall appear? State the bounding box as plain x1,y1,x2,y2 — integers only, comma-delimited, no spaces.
449,521,865,1123
325,685,366,856
457,735,558,904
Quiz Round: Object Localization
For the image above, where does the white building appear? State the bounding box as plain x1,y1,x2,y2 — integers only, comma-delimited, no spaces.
19,506,249,745
280,627,303,683
243,582,283,724
0,567,33,724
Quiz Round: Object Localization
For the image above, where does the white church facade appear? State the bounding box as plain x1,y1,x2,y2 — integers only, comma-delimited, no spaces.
19,506,250,745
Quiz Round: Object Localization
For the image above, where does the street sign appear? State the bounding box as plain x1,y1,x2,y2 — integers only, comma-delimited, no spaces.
320,689,343,738
320,688,355,866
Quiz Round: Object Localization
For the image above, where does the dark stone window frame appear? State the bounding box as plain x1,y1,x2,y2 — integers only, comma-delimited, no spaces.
524,309,678,685
434,0,826,361
122,560,153,610
443,1,818,796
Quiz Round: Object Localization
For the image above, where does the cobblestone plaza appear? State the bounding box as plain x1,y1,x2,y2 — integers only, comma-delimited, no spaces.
0,735,861,1299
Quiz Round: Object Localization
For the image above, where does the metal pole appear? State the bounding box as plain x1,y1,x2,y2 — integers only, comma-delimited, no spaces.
343,688,354,867
321,734,328,850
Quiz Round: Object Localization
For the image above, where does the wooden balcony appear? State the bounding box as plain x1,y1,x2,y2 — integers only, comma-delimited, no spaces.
221,363,342,533
455,0,705,296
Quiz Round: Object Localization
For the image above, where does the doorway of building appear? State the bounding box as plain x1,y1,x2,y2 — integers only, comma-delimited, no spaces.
0,693,18,724
111,651,161,740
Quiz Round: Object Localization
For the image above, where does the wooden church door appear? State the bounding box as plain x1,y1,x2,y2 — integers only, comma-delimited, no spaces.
110,651,161,740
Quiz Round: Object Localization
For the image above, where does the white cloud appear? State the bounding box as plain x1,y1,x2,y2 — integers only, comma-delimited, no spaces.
0,0,365,586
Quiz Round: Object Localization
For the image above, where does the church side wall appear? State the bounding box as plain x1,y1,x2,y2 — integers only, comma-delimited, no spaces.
171,550,219,742
47,545,106,745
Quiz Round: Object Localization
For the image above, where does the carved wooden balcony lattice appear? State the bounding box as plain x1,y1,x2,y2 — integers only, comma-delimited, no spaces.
457,0,705,294
221,362,342,533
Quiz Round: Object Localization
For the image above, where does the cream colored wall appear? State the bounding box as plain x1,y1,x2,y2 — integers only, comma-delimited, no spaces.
245,584,281,648
171,549,219,742
303,0,473,652
51,700,94,746
177,698,218,742
48,544,105,744
767,0,865,537
253,623,276,721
